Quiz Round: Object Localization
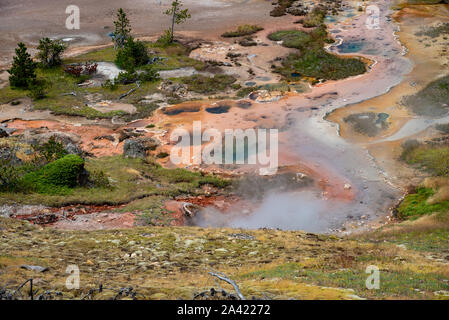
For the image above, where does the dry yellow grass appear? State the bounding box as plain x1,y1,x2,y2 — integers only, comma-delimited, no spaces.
1,217,448,300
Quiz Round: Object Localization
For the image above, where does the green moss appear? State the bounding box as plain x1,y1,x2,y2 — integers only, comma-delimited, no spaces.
397,187,449,219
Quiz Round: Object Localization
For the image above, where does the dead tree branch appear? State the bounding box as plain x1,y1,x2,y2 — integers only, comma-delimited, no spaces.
208,271,245,300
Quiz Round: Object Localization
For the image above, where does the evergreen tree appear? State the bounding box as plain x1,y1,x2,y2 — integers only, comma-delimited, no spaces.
164,1,191,43
37,38,67,67
113,8,131,48
115,37,149,71
8,42,37,89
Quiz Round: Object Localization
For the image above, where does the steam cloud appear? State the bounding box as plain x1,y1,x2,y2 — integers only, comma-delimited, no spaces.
194,191,344,232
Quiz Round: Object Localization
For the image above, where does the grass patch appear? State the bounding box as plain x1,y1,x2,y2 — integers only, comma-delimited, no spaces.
268,30,315,50
278,49,366,81
436,123,449,134
397,187,449,219
416,22,449,38
0,86,27,104
242,261,449,299
403,75,449,117
0,156,230,206
383,228,449,253
66,42,205,72
401,144,449,176
179,74,237,94
0,42,208,118
269,28,366,81
0,65,161,119
221,25,263,38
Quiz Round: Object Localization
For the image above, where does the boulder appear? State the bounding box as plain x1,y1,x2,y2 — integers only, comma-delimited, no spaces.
21,130,83,155
123,137,159,159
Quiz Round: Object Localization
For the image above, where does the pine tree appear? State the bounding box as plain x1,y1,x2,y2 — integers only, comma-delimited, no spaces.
37,38,67,67
164,1,191,43
8,42,37,89
113,8,131,48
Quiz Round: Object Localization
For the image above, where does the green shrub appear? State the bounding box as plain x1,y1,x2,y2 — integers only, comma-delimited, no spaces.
22,154,85,194
33,136,68,164
27,79,48,100
89,170,111,189
115,70,139,84
0,159,22,192
155,30,175,48
302,7,326,28
138,65,160,82
115,37,150,70
102,79,118,90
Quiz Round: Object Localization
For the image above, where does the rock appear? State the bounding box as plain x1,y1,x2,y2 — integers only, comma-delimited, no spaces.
215,248,228,253
433,290,449,297
344,184,352,190
118,128,143,142
123,137,159,159
20,265,48,272
0,145,23,165
0,126,9,138
158,80,188,98
21,130,83,155
228,233,255,240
